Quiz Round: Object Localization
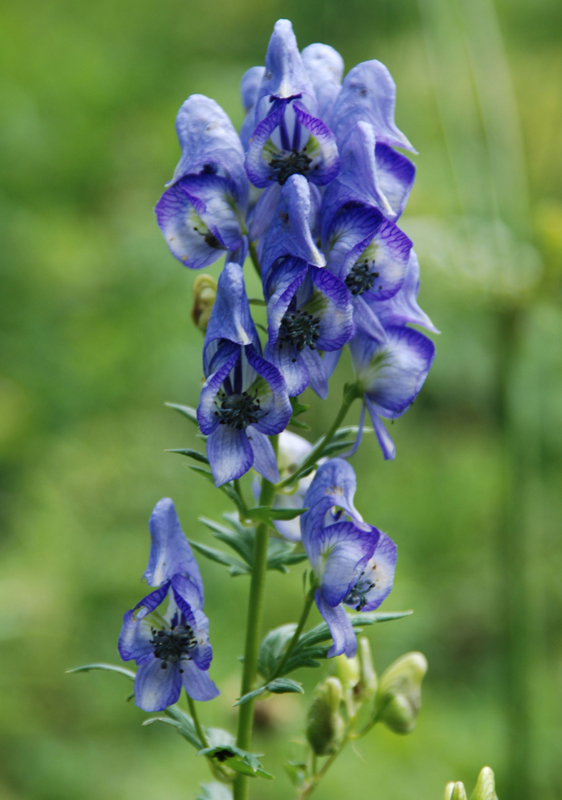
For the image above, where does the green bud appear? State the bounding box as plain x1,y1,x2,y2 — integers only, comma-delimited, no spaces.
444,782,468,800
470,767,497,800
356,636,378,700
334,653,360,689
374,651,427,734
191,275,217,331
305,677,345,756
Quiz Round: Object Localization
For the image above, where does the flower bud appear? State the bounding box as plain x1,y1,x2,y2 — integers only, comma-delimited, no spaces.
191,275,217,331
356,636,378,700
334,653,360,690
470,767,497,800
305,677,345,756
374,651,427,734
444,782,468,800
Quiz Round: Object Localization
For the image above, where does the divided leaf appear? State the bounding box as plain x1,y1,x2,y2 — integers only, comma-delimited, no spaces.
235,678,304,706
198,744,273,780
166,402,199,425
66,663,136,681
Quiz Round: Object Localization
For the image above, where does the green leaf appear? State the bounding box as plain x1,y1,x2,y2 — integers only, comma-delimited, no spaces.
197,783,232,800
165,705,204,748
284,761,308,789
247,506,307,523
248,297,267,307
258,624,297,680
290,399,310,417
289,418,311,431
189,465,215,482
166,448,209,464
199,516,255,565
266,539,306,573
66,663,135,681
188,539,251,576
220,481,247,515
197,745,273,780
166,402,199,425
234,677,304,706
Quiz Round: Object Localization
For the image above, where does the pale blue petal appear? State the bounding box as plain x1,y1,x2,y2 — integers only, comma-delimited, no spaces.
315,590,357,658
364,399,396,461
247,427,280,483
144,499,203,593
206,424,254,487
300,347,328,399
377,251,440,333
301,43,344,123
360,532,397,611
118,610,153,663
181,660,220,701
315,520,379,607
134,656,182,712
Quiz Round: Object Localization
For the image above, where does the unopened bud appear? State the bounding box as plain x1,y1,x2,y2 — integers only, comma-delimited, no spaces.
470,767,497,800
305,677,345,756
334,653,360,689
374,651,427,734
356,637,378,700
191,275,217,331
444,782,468,800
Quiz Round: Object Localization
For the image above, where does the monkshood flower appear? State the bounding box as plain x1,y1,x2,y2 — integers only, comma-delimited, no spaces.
118,498,219,711
376,250,439,334
155,95,249,270
197,262,291,486
321,121,415,225
265,256,354,398
301,459,397,657
350,326,435,460
301,43,344,125
322,200,413,340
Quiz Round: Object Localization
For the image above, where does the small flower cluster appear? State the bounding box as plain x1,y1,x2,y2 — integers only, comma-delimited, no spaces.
156,18,436,486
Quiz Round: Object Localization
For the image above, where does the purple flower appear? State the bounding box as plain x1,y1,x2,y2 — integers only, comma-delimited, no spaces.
267,430,317,541
245,20,340,196
265,257,354,398
197,263,291,486
155,95,249,270
350,326,436,460
118,499,219,712
301,460,397,658
301,43,345,125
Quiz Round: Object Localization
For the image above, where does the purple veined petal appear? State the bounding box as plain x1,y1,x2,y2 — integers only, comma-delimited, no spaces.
374,142,415,221
322,348,342,379
300,347,328,399
206,424,254,487
170,573,204,613
197,347,240,433
364,398,396,460
352,294,387,340
170,94,248,208
134,655,183,712
322,203,381,275
118,610,154,663
266,259,309,344
377,250,440,334
255,19,315,114
249,184,282,239
301,458,367,539
155,183,229,271
131,582,172,621
188,609,213,671
203,262,260,372
267,343,310,397
331,61,416,153
339,402,367,460
247,427,280,483
246,100,288,188
315,589,357,658
260,175,325,281
244,345,292,434
359,532,397,611
240,66,266,152
351,326,436,417
301,43,344,124
307,266,355,351
227,234,249,266
179,174,243,252
144,499,204,593
181,659,220,701
292,103,340,186
314,520,379,607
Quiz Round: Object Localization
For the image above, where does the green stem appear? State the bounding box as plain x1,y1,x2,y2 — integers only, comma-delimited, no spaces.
248,240,261,279
278,383,361,490
297,727,352,800
233,436,278,800
187,694,209,749
270,586,315,680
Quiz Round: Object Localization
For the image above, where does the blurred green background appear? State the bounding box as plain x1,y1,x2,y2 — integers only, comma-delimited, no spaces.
1,0,561,797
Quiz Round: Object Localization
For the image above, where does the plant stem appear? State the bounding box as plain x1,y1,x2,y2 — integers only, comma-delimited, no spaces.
187,694,209,749
234,436,278,800
248,240,261,279
270,586,315,680
297,730,351,800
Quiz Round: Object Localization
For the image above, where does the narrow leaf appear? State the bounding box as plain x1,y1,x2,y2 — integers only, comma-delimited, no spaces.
66,663,135,681
188,539,250,574
266,678,304,694
166,402,199,425
166,448,209,464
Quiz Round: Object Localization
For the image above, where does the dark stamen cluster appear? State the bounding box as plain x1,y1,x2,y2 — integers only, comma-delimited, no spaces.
150,625,196,670
214,391,264,430
344,571,375,611
269,149,313,185
279,310,321,359
345,260,379,296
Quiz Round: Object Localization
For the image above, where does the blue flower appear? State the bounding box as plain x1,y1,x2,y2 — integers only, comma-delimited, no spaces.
155,95,249,270
267,430,317,541
301,460,397,658
197,263,292,486
350,326,436,460
245,20,340,195
301,43,345,125
118,499,219,712
321,200,413,340
264,256,354,398
375,250,440,335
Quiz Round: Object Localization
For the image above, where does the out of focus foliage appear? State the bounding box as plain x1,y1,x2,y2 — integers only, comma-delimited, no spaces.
1,0,561,798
